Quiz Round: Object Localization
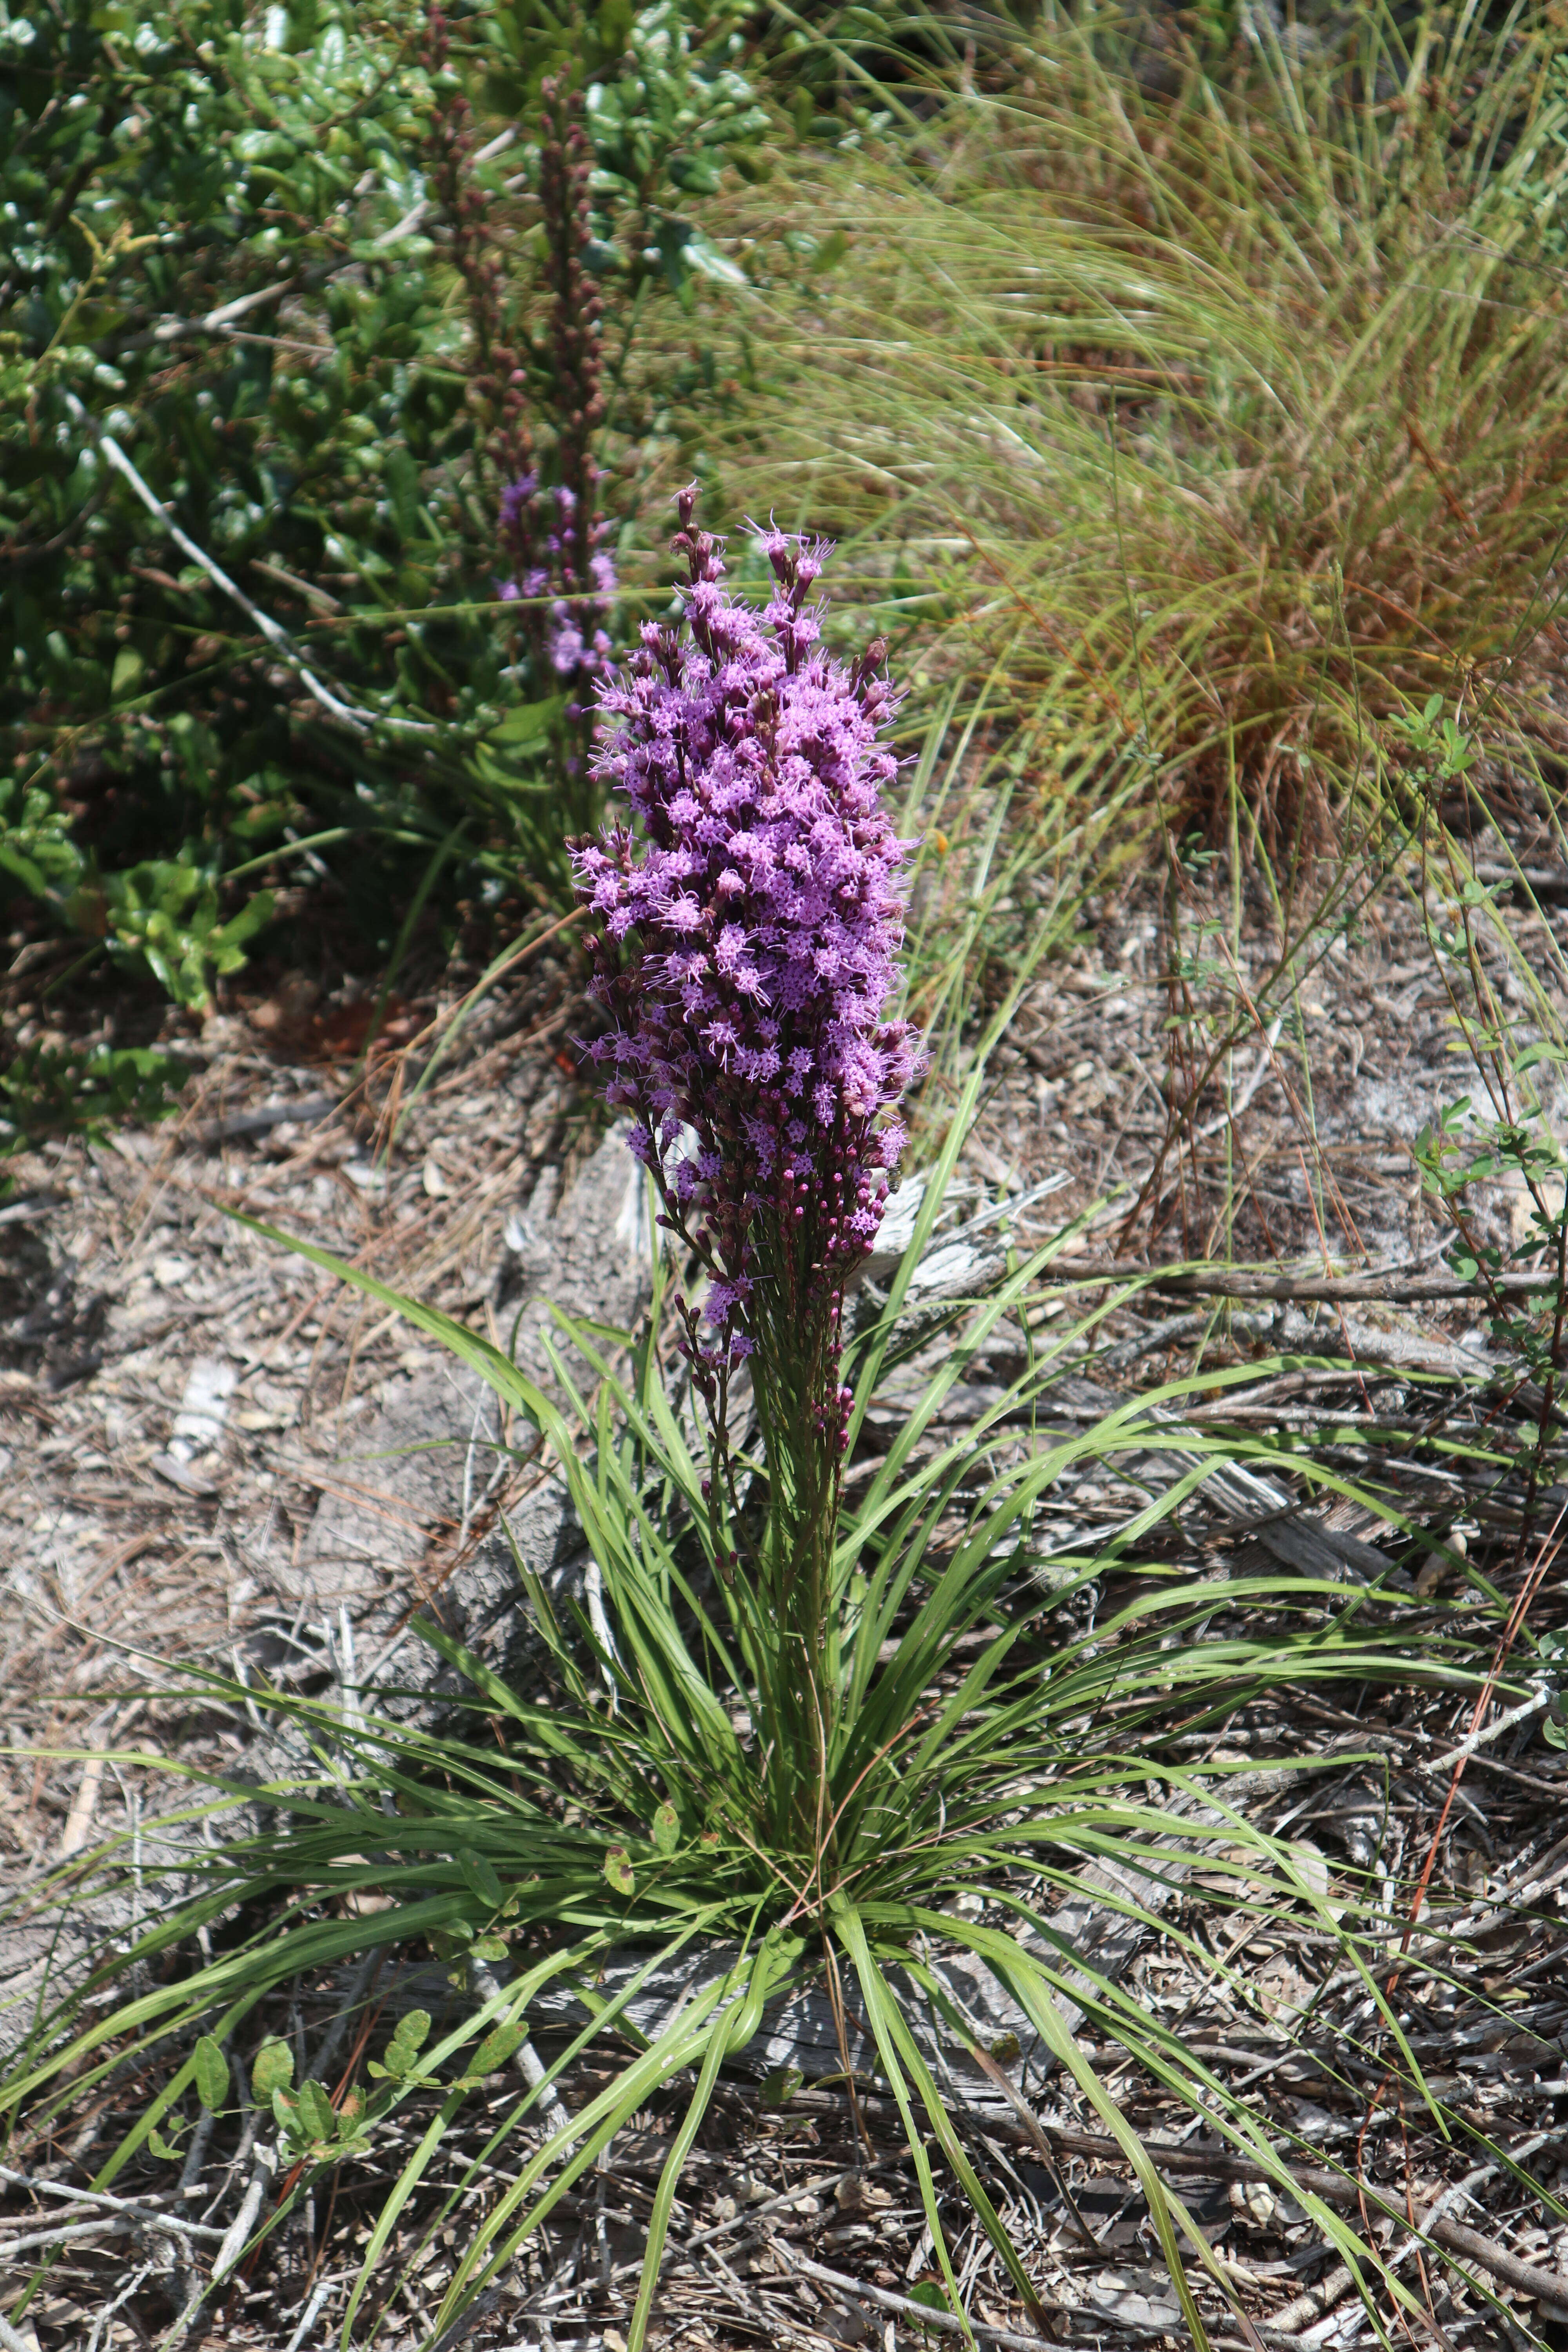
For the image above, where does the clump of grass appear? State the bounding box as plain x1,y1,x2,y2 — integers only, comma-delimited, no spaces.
711,2,1568,849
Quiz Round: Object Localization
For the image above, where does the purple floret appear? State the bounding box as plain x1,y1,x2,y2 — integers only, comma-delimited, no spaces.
497,481,618,707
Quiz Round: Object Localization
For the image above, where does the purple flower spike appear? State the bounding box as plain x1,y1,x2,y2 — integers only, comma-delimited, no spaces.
572,488,920,1374
492,75,617,783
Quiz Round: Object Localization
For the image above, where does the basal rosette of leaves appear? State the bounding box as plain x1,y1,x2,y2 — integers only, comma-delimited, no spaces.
0,0,767,1028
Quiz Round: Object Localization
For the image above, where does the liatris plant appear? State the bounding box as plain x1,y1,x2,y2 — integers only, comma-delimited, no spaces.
422,1,532,481
496,75,618,833
0,519,1454,2352
572,489,920,1853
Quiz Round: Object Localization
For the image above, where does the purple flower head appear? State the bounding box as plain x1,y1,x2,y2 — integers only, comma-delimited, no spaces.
499,475,619,705
499,474,538,525
572,488,921,1359
550,616,586,675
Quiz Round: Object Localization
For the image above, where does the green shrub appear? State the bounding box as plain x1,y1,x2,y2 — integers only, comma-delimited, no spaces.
0,0,766,1007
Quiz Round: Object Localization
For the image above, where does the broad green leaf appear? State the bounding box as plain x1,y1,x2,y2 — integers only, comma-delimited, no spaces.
381,2009,432,2079
390,2008,432,2059
603,1847,635,1898
470,2021,526,2076
295,2078,338,2145
192,2034,229,2113
457,1848,504,1911
651,1800,680,1856
251,2037,294,2102
490,697,565,746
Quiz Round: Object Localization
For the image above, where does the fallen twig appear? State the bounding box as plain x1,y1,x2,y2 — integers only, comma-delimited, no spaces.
1100,1309,1274,1371
1036,2136,1568,2315
1417,1688,1552,1775
1268,2260,1356,2338
0,2215,212,2258
1425,2216,1568,2314
784,2096,1568,2314
468,1955,569,2131
196,1096,343,1146
771,2240,1062,2348
1047,1263,1552,1304
0,2164,226,2239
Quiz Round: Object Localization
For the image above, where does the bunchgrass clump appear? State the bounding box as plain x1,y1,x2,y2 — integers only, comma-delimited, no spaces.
707,3,1568,849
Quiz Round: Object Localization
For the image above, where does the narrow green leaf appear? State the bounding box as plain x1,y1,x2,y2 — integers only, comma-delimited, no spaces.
339,1942,607,2347
826,1906,970,2336
428,1958,739,2328
626,1933,777,2352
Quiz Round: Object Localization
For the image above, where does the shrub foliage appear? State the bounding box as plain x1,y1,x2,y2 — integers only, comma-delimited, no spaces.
0,0,766,1016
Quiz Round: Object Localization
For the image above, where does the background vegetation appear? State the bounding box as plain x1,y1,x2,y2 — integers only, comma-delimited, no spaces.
9,0,1568,1153
0,0,780,1138
711,3,1568,854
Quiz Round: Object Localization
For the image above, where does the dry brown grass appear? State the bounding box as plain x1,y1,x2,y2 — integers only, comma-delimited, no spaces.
703,3,1568,849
